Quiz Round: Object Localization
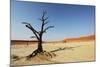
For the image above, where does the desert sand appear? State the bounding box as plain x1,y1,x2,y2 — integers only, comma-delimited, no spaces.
11,38,95,66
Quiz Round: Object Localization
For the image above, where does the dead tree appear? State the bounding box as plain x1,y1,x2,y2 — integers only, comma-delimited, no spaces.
22,11,54,58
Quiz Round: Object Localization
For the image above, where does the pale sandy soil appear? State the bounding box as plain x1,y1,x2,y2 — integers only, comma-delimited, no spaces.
11,41,95,66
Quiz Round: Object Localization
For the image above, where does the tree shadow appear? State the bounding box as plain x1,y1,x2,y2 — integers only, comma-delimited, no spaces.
50,46,81,53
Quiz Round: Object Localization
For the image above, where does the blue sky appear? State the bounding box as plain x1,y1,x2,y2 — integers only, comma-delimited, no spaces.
11,0,95,41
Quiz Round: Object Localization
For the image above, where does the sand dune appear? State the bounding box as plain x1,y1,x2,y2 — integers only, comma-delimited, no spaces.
63,35,95,42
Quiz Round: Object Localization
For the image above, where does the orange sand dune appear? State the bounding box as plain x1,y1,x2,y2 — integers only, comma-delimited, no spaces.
63,35,95,42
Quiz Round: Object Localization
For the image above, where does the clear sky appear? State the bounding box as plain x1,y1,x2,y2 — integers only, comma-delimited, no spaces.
11,0,95,41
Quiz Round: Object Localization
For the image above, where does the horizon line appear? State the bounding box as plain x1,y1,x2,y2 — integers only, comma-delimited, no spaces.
11,34,95,42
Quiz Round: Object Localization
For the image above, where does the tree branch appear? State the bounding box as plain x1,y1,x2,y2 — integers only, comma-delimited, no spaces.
22,22,40,40
30,36,37,38
42,11,47,19
44,17,49,21
22,22,39,34
44,21,49,25
43,26,54,33
39,11,48,21
39,11,48,35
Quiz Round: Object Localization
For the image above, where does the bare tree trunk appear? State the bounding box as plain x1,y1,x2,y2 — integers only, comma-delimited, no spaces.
37,39,43,53
37,34,43,53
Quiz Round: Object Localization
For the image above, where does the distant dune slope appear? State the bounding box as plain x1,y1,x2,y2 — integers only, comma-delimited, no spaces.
63,35,95,42
11,35,95,45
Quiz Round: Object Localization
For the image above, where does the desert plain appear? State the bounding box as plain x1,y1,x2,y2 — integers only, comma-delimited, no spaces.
11,35,95,66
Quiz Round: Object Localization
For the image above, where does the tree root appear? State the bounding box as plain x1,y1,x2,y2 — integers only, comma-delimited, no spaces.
26,49,45,60
26,49,56,60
